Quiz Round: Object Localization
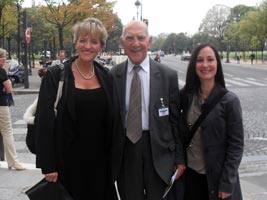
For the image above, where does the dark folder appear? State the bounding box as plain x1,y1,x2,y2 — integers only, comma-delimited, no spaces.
0,133,4,161
25,178,73,200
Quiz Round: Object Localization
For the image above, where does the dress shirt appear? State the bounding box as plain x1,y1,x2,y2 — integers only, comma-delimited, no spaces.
126,56,150,130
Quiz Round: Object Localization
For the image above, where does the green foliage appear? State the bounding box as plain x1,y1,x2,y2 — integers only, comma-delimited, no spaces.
152,1,267,58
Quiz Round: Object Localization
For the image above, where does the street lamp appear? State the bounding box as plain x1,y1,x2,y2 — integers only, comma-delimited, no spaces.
134,0,141,20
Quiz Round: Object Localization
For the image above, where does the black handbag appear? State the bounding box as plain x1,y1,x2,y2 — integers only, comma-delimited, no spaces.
25,178,73,200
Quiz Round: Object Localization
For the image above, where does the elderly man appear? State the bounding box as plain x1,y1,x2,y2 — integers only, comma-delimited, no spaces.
111,20,185,200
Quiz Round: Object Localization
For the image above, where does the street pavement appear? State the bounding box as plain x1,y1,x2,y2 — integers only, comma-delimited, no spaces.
1,59,267,200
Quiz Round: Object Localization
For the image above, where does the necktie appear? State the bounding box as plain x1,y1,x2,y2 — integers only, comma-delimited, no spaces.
127,65,142,143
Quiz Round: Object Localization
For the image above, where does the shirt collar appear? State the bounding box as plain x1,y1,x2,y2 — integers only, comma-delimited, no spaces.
127,55,150,73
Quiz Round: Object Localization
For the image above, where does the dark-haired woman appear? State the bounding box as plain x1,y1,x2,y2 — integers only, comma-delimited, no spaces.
180,43,244,200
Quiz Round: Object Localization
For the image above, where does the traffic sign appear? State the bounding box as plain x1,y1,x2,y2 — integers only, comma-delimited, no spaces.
25,28,31,43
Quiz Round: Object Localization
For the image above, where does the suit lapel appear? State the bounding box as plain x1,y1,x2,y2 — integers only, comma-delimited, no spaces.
149,60,161,121
114,62,128,126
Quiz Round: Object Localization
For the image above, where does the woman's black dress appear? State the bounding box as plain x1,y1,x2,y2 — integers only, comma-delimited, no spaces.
63,87,109,200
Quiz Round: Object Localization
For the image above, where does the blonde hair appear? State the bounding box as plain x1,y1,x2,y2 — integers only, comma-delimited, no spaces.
0,48,6,58
73,18,108,47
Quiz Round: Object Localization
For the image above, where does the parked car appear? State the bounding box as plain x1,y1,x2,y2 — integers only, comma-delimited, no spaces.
159,51,165,57
181,53,191,61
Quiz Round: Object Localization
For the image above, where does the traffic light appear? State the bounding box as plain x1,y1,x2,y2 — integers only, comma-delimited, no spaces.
18,10,27,29
143,18,148,26
21,42,26,48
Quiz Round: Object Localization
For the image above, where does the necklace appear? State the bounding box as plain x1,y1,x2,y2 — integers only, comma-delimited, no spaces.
75,60,95,80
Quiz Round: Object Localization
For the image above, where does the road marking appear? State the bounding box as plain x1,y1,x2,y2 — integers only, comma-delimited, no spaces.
225,78,249,86
233,77,266,86
177,70,185,74
223,72,233,77
226,83,232,87
12,128,27,135
179,79,185,87
251,137,267,141
14,120,26,125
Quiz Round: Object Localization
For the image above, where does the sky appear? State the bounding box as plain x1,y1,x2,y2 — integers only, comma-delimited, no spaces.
23,0,263,36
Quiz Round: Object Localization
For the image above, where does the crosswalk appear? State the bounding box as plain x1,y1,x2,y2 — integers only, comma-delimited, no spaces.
179,77,267,88
0,119,38,170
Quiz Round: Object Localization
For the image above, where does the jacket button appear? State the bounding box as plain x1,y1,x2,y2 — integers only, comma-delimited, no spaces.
210,190,215,195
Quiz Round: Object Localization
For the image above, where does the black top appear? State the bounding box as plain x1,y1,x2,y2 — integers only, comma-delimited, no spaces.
63,87,109,200
0,68,8,106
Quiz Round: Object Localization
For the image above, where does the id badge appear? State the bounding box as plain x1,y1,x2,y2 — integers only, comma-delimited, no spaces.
159,107,169,117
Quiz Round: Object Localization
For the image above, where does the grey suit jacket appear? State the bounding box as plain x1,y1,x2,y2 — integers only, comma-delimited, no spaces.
110,58,184,184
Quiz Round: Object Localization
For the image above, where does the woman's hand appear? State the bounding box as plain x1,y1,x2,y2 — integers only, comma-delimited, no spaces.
44,172,58,182
218,191,231,199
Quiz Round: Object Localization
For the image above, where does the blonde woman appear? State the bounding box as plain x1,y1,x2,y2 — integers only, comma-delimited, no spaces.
35,18,117,200
0,48,25,170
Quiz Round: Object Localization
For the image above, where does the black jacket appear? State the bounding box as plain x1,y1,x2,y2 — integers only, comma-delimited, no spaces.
35,56,116,199
180,84,244,200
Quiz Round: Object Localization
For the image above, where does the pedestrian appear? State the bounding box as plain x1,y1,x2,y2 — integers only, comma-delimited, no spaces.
180,43,244,200
0,48,25,170
35,18,117,200
236,53,240,64
250,53,255,65
154,52,161,63
220,52,223,61
110,20,185,200
51,49,67,66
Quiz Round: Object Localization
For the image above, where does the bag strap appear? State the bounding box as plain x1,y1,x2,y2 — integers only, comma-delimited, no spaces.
186,89,228,148
53,63,65,116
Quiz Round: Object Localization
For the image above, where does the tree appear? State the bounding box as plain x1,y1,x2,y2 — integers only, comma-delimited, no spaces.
224,4,255,54
228,4,255,23
39,0,116,51
0,0,13,48
1,4,18,56
199,4,231,50
105,15,123,52
39,0,78,50
161,33,177,54
174,33,191,54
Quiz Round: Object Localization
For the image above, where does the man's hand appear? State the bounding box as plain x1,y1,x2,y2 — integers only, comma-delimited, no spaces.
45,172,58,182
175,165,186,180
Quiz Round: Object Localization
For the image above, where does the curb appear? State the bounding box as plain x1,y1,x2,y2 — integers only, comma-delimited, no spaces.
13,89,39,95
239,155,267,175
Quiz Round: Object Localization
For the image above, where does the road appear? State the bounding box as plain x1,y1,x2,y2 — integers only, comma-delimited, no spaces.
1,55,267,199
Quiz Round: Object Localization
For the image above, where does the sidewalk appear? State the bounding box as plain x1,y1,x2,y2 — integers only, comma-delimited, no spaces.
226,58,267,69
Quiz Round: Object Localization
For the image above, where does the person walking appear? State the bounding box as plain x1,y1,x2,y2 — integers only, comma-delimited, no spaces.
236,53,240,64
35,18,117,200
154,52,161,63
180,43,244,200
51,50,67,66
0,48,25,170
110,20,185,200
250,53,255,65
